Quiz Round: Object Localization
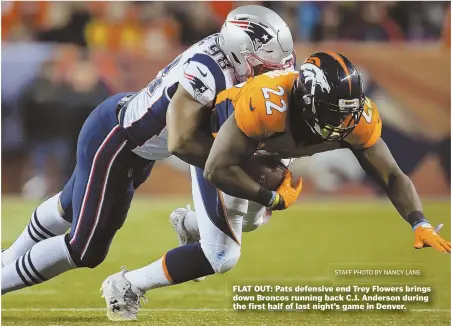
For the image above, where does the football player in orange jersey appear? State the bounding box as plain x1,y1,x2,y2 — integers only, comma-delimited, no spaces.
204,51,451,253
98,51,448,321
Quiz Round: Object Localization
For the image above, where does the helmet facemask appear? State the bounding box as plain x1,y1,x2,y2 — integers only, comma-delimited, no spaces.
246,53,295,78
303,94,364,141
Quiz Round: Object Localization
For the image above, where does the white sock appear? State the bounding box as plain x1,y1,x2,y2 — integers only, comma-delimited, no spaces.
183,210,199,238
2,235,76,295
124,257,172,292
2,193,71,267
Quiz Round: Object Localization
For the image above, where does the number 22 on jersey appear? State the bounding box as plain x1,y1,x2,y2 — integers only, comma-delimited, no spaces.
261,86,286,115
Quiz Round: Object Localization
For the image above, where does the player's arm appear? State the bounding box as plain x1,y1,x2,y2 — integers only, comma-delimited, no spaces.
203,114,266,203
351,138,424,223
167,54,222,169
204,76,302,210
166,85,214,169
349,106,450,253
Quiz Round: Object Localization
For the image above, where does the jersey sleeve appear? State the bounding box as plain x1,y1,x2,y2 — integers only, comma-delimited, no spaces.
345,96,382,148
178,53,226,105
233,72,297,139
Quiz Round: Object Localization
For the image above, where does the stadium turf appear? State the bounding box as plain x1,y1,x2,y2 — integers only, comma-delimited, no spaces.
2,196,450,325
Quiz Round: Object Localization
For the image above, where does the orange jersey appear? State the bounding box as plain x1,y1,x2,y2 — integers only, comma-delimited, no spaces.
215,70,298,139
345,97,382,148
213,70,382,149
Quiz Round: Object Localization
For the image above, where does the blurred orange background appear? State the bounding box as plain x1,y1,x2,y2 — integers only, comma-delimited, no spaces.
2,1,450,199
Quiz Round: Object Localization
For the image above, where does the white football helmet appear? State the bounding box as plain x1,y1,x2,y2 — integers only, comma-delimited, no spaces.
219,5,295,82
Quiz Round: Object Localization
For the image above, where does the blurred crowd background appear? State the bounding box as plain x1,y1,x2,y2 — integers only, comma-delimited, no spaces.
2,1,450,200
3,2,449,49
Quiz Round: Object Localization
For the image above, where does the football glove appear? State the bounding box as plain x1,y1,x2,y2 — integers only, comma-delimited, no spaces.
413,223,451,253
269,170,302,211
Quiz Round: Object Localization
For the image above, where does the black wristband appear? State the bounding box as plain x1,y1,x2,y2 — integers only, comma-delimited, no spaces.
406,211,429,228
257,186,274,207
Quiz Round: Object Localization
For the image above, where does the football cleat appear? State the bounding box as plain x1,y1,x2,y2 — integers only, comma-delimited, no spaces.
101,267,147,321
169,205,205,282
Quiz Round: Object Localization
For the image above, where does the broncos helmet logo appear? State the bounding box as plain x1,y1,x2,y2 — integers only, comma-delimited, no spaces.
184,72,211,98
230,20,273,51
301,63,331,94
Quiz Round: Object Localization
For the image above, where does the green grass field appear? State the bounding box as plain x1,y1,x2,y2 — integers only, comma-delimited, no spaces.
1,196,450,325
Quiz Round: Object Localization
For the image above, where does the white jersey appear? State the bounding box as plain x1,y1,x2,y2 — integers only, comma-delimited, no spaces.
119,34,238,161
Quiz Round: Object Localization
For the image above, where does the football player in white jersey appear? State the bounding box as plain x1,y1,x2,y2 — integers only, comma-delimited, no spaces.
1,5,294,319
98,6,295,321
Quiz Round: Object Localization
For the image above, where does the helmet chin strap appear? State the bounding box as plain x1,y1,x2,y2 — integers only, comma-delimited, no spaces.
312,123,341,140
237,65,253,82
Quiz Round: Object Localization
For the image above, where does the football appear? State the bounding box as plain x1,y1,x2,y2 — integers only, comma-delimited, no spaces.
242,155,292,191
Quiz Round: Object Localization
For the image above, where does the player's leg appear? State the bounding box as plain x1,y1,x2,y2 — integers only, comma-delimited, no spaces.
115,166,247,290
100,158,157,321
131,156,155,190
65,94,134,271
170,201,264,245
169,205,199,248
101,166,247,321
1,169,76,292
78,148,156,323
1,179,74,267
170,200,266,239
103,166,212,304
193,166,246,273
171,166,246,276
170,158,295,239
242,201,266,232
1,93,132,295
160,157,294,283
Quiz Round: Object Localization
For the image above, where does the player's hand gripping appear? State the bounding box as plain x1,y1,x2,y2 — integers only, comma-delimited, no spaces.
413,223,451,253
268,170,302,211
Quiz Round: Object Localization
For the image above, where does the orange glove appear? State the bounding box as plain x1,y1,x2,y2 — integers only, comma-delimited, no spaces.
269,170,303,210
414,223,451,253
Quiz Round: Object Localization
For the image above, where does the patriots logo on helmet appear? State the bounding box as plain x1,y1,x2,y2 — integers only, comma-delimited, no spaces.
184,72,211,98
230,20,273,51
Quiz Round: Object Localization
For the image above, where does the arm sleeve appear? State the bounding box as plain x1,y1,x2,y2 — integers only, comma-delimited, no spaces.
178,53,226,105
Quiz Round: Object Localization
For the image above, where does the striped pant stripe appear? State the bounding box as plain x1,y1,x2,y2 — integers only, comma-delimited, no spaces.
194,167,240,245
70,125,121,245
80,140,128,259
